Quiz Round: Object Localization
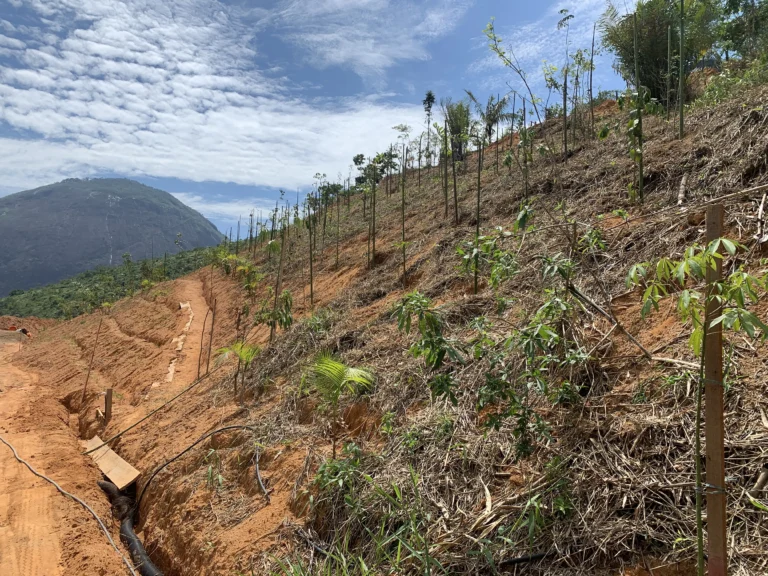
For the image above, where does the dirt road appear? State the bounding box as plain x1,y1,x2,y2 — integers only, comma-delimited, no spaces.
0,333,126,575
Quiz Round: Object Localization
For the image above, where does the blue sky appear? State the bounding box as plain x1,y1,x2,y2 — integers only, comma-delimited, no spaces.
0,0,625,235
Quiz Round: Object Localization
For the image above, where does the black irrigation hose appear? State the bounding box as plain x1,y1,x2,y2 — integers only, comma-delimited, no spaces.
135,425,267,521
98,481,162,576
499,552,550,566
255,448,271,503
0,434,138,576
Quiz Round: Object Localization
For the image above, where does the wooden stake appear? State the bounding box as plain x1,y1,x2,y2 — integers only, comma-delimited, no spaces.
197,306,211,379
206,299,216,375
104,388,112,423
705,203,727,576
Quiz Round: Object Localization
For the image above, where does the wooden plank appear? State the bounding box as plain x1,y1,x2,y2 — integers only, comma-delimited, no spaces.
705,204,727,576
83,436,140,490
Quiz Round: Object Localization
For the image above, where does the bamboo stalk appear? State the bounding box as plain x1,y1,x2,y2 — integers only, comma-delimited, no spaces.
474,139,483,295
443,120,449,219
563,66,568,162
270,214,288,344
679,0,685,139
667,25,672,121
402,143,407,287
634,12,644,202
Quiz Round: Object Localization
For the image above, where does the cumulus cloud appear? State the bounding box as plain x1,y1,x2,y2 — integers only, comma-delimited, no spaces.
0,0,454,195
171,193,280,224
272,0,473,83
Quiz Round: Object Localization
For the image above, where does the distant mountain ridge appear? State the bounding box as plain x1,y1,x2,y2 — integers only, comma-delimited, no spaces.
0,178,223,296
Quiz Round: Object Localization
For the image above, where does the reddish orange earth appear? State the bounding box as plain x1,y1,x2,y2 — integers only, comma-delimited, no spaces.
0,331,126,575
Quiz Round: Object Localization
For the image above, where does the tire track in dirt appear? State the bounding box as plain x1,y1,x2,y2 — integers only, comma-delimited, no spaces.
0,335,63,576
0,334,126,575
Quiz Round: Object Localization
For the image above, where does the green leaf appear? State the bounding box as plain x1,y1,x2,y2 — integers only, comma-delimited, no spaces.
689,326,704,355
687,258,703,279
641,297,653,319
748,494,768,513
721,238,737,255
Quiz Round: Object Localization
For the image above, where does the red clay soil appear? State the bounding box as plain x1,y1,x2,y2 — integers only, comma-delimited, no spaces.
0,333,127,575
1,273,316,575
0,315,57,335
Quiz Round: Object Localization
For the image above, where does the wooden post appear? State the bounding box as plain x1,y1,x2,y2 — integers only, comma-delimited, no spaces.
705,204,727,576
104,388,112,423
197,307,210,379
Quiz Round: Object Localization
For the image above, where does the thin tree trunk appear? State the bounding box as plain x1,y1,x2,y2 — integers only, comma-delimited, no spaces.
474,141,483,295
336,184,340,269
401,143,407,288
590,23,596,137
372,164,377,266
523,100,529,197
563,66,568,163
634,12,644,202
270,217,288,343
452,146,459,225
443,120,449,219
426,113,431,176
679,0,685,139
496,92,500,173
309,203,314,307
667,25,672,121
80,313,105,407
322,192,328,255
572,69,578,144
418,137,422,194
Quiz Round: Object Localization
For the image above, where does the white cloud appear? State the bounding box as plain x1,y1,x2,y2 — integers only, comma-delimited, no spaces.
171,192,280,224
272,0,474,84
0,0,436,194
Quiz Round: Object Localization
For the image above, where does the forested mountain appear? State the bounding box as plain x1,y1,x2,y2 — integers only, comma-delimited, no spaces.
0,178,222,296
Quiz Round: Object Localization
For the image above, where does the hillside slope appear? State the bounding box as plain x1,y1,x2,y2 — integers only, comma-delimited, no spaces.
0,178,223,296
2,86,768,576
